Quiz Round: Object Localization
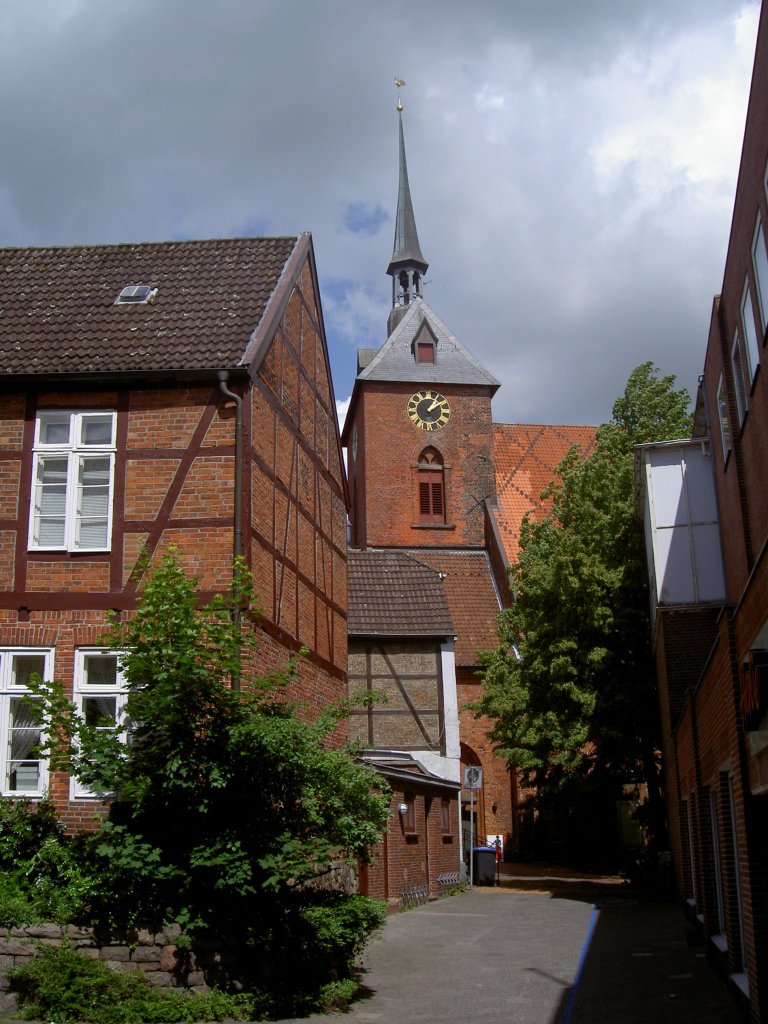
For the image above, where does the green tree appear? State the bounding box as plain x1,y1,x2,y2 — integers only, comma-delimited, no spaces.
478,363,692,865
32,552,389,1014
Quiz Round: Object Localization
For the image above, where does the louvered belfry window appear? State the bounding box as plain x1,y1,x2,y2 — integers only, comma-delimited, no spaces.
418,448,445,524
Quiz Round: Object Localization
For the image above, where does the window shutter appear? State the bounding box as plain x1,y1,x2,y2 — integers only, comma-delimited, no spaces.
418,467,445,523
419,481,431,515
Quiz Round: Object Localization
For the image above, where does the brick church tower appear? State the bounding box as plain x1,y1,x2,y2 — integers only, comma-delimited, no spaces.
341,95,516,900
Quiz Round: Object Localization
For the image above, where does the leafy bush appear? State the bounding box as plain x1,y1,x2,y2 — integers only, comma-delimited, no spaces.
27,552,390,1012
8,942,263,1024
0,799,94,925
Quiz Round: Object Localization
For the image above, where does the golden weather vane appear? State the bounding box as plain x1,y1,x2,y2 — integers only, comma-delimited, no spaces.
395,77,405,111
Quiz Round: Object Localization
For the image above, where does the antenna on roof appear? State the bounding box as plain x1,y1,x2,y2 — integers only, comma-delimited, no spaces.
395,77,405,111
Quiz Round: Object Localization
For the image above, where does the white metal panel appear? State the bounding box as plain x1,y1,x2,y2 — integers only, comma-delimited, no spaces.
640,441,725,607
684,450,720,521
655,525,696,604
650,454,688,527
691,524,726,601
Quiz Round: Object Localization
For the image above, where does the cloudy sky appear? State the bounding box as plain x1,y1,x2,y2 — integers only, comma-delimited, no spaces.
0,0,761,427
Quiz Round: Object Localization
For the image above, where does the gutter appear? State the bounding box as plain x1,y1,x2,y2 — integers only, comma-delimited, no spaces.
218,370,244,690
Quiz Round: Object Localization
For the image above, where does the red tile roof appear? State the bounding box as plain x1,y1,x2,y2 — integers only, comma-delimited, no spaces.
347,550,454,636
0,237,298,377
405,550,502,666
493,423,597,566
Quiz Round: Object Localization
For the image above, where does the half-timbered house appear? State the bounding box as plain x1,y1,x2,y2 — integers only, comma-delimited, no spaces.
0,233,348,828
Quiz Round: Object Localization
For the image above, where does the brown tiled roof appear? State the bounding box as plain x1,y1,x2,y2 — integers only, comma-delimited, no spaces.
347,550,455,637
493,423,597,566
0,236,298,377
404,550,501,666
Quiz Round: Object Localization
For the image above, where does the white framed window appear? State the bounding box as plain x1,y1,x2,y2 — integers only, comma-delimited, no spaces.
717,375,732,462
0,648,53,797
709,789,725,939
71,649,128,799
741,280,761,381
752,217,768,333
730,331,748,426
29,411,116,552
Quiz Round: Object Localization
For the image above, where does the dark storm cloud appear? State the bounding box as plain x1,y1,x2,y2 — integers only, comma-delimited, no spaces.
0,0,760,425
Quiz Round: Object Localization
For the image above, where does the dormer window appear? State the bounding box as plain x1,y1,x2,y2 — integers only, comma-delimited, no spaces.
416,340,435,364
413,322,437,364
115,284,157,305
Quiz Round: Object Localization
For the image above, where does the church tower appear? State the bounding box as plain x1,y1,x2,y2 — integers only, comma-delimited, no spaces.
343,101,500,553
342,89,515,903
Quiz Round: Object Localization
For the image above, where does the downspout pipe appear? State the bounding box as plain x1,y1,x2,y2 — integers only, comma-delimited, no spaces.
217,370,244,560
218,370,243,690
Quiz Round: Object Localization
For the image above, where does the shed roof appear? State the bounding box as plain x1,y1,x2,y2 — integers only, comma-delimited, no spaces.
402,549,502,666
347,549,454,637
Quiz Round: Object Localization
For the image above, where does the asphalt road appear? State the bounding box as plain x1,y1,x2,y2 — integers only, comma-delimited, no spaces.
280,882,746,1024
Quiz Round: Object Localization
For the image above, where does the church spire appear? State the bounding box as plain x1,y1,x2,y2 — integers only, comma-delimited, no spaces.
387,80,428,333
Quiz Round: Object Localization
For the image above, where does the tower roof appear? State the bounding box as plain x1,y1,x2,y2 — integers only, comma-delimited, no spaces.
357,298,500,389
387,111,428,276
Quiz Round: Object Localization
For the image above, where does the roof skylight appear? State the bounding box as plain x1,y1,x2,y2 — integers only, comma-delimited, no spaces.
115,284,157,305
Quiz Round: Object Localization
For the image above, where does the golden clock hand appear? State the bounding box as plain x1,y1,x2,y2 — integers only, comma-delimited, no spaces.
427,398,446,413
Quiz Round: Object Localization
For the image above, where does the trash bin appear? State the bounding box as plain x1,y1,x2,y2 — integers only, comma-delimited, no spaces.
472,846,496,886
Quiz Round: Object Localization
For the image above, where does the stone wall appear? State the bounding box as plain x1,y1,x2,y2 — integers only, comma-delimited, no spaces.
0,922,216,1016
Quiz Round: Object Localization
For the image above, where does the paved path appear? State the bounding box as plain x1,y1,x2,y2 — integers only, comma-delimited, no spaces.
282,870,746,1024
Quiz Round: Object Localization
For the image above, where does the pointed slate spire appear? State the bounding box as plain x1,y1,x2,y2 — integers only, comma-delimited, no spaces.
387,83,428,333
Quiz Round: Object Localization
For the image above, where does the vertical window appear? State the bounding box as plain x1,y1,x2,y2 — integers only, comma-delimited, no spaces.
440,798,451,834
728,776,746,972
0,649,53,796
401,794,416,833
687,795,698,905
717,376,731,462
709,789,725,938
731,332,748,425
72,650,128,799
30,411,116,552
752,217,768,333
417,448,445,524
741,281,761,381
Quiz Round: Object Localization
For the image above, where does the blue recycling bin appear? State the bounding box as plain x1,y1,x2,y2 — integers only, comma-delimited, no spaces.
472,846,496,886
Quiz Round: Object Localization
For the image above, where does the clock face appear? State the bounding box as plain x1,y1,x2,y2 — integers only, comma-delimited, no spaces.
407,389,451,431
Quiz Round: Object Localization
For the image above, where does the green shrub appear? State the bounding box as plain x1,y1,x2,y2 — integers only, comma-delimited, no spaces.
0,797,63,867
21,554,391,1013
8,942,264,1024
0,800,94,924
0,874,41,928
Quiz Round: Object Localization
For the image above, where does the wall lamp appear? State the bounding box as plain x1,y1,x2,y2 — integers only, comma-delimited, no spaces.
397,802,409,815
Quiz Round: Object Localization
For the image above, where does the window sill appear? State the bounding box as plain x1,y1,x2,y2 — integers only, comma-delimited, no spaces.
730,972,749,999
410,522,456,530
710,933,728,954
28,548,112,556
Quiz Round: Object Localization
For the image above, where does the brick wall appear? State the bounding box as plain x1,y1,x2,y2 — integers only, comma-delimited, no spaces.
362,787,460,908
456,667,514,846
347,383,496,550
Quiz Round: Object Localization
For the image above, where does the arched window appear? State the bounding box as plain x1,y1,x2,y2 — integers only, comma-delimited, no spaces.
417,448,445,524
